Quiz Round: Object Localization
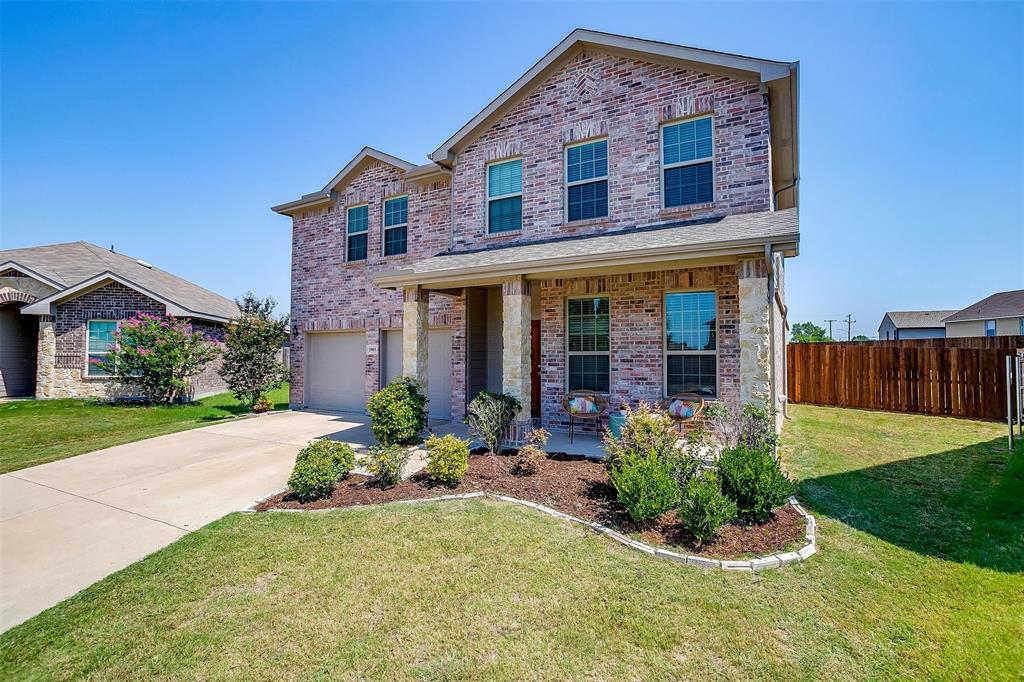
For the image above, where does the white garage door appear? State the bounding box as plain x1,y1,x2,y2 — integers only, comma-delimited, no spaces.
305,332,366,413
382,329,453,420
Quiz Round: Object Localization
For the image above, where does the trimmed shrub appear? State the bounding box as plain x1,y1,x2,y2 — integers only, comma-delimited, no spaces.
424,433,470,485
717,445,795,522
365,444,411,488
602,402,678,470
287,439,356,502
467,391,521,455
608,449,680,522
515,428,549,476
704,402,780,453
367,378,428,446
678,471,737,546
251,394,274,414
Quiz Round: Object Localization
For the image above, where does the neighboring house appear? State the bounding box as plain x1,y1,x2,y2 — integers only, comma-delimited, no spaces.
0,241,237,400
944,289,1024,338
877,311,956,340
272,29,800,434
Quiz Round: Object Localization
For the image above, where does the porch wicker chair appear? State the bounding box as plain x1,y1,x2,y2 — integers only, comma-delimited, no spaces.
561,389,608,444
658,393,706,434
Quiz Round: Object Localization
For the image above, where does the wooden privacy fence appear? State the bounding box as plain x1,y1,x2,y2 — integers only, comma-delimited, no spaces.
787,337,1024,420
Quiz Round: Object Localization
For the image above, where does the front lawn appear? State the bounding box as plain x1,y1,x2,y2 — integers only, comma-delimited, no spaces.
1,404,1021,679
0,384,289,474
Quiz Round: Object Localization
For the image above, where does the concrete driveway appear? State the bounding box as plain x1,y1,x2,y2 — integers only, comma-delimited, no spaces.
0,409,379,631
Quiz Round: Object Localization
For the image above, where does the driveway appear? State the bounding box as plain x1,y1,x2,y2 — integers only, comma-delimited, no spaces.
0,409,381,632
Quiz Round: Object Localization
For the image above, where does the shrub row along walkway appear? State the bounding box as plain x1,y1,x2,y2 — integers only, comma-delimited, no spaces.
0,410,351,631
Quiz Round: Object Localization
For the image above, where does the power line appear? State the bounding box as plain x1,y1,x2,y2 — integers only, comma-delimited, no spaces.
825,319,838,340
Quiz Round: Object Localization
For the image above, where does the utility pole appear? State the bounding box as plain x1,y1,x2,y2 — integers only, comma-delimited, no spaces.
844,314,856,341
825,319,838,341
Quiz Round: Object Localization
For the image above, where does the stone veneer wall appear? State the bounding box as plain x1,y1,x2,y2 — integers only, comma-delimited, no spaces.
450,48,772,252
288,159,453,409
538,265,740,433
37,281,227,400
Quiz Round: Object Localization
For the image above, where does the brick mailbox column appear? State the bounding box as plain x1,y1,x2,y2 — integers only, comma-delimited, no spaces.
502,277,532,435
738,259,771,407
402,285,429,394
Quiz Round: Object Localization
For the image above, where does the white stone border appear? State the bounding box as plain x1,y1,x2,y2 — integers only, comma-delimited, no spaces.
243,490,817,571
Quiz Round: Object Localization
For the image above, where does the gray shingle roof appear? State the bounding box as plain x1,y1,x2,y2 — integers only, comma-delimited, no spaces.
944,289,1024,323
0,241,238,321
883,311,959,329
379,209,798,283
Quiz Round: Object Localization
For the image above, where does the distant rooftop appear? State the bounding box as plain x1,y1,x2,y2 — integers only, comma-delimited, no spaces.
882,310,959,329
944,289,1024,323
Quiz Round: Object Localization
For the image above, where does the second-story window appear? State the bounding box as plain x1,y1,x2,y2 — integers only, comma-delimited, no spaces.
347,204,368,261
487,158,522,233
662,115,714,208
383,196,408,256
566,138,608,222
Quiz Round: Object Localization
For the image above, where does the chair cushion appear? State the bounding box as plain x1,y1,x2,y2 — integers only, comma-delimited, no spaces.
568,396,599,414
668,399,697,419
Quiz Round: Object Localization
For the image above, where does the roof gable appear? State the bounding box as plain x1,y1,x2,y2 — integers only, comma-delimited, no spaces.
944,290,1024,323
429,29,797,164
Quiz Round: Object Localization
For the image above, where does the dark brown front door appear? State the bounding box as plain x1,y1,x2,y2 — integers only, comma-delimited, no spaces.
532,319,540,413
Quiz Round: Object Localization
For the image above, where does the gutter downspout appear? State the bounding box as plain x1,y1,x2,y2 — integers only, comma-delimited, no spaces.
765,244,777,419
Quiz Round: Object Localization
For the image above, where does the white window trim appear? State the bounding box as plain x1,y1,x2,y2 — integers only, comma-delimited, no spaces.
382,195,409,256
565,294,611,394
486,157,523,234
985,319,997,336
660,114,715,210
86,319,117,378
564,137,609,223
663,288,719,399
345,203,369,262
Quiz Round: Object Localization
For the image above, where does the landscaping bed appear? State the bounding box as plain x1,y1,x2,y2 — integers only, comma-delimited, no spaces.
256,449,805,559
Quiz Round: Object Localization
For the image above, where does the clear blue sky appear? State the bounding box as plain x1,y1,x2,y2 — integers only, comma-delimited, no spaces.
2,2,1021,338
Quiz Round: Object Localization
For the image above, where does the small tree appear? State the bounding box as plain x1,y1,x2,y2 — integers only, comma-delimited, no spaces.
219,293,291,408
99,313,220,404
790,322,830,343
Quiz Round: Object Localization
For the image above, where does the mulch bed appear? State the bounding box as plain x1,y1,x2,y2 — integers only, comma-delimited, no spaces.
255,449,805,559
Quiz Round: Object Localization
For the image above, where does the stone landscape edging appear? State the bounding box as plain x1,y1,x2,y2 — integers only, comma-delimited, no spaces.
243,490,817,571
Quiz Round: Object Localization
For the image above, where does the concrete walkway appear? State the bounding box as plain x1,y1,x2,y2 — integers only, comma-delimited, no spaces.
0,410,379,631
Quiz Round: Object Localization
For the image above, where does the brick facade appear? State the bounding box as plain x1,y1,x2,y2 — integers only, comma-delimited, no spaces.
37,281,228,400
288,159,454,409
285,45,786,426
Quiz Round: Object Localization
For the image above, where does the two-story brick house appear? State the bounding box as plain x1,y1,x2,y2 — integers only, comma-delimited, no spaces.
273,30,799,434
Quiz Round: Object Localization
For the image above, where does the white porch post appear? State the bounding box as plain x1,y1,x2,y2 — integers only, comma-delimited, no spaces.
501,277,532,424
403,285,429,394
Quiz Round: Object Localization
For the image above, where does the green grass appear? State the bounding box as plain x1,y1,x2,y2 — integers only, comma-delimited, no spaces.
0,384,289,474
2,404,1021,679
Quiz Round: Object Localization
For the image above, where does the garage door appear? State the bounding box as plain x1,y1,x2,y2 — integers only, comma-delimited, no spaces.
382,329,453,420
305,332,366,412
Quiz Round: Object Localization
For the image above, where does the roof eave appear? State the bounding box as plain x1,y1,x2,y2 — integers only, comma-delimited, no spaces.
270,192,333,216
373,233,799,290
0,260,66,289
20,271,233,324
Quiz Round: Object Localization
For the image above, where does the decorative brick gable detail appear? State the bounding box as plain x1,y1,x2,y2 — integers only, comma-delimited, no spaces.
451,49,771,250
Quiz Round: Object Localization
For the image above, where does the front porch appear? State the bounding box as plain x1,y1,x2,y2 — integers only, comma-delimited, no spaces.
377,211,798,434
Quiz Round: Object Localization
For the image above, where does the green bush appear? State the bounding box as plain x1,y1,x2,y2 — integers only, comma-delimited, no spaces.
424,433,470,485
467,391,521,455
287,439,356,502
704,402,780,453
365,444,411,488
717,445,795,522
367,377,428,446
219,293,290,409
678,471,737,546
602,402,678,469
515,428,549,476
608,448,680,522
251,394,274,413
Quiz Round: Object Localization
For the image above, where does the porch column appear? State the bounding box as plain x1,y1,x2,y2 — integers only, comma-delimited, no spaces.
402,285,429,394
738,259,771,407
35,315,55,399
501,277,531,423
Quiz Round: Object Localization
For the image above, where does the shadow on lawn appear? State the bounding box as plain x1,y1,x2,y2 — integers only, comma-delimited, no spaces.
800,436,1024,573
